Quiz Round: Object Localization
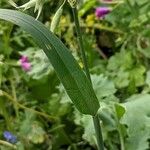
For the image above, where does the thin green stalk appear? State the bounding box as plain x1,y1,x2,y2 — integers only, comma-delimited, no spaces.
115,115,125,150
0,140,17,149
118,124,125,150
93,115,104,150
3,24,13,57
93,24,124,34
72,7,104,150
72,7,91,82
114,105,125,150
1,90,58,121
10,79,19,120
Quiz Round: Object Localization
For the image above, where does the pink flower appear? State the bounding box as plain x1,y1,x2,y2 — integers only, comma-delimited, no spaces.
20,56,28,63
101,0,112,2
19,56,31,71
95,7,111,18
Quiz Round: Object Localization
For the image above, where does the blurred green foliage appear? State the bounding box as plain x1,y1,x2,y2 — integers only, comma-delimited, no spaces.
0,0,150,149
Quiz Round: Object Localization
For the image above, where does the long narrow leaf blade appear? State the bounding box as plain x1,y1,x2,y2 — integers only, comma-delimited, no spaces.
0,9,100,115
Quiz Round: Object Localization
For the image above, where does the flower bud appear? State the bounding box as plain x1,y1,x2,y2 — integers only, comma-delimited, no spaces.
19,56,31,71
95,7,111,19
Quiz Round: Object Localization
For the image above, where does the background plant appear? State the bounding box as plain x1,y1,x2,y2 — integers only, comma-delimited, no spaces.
0,0,150,150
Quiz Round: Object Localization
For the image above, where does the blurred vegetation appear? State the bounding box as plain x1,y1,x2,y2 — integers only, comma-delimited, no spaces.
0,0,150,149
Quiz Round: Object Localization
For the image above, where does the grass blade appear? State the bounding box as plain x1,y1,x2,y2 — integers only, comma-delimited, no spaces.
0,9,100,115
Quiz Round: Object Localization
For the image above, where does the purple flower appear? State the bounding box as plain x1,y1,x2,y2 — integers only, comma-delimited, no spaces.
20,55,28,63
95,7,111,18
3,131,17,144
19,55,31,71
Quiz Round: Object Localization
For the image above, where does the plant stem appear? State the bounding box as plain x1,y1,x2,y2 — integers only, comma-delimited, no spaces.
10,79,19,121
118,124,125,150
93,24,123,34
72,7,104,150
116,115,125,150
0,140,17,149
114,105,125,150
72,7,91,82
93,115,104,150
1,90,58,121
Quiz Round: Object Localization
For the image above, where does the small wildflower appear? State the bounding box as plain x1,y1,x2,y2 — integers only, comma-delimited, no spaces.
19,56,31,71
20,55,28,63
3,131,17,144
95,7,111,19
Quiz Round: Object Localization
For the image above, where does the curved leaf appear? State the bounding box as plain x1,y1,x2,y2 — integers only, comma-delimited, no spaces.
0,9,100,115
121,94,150,150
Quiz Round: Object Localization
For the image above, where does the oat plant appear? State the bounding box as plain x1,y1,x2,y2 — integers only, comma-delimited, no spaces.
0,0,104,149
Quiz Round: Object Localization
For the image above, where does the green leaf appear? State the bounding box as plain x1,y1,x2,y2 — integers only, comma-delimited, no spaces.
20,112,46,144
20,47,53,79
107,51,133,71
107,50,146,88
145,70,150,87
74,111,96,145
115,104,125,120
92,74,116,99
28,122,46,144
43,93,71,117
0,9,100,115
58,74,117,105
20,48,57,100
114,69,129,88
129,65,145,87
121,94,150,150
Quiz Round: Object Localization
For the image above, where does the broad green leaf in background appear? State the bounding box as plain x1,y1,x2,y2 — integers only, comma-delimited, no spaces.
145,71,150,87
20,47,54,80
19,47,58,100
43,92,71,117
129,65,145,87
20,112,46,144
92,74,116,99
107,50,146,88
74,111,96,145
27,122,46,144
0,9,100,115
121,94,150,150
107,51,133,71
